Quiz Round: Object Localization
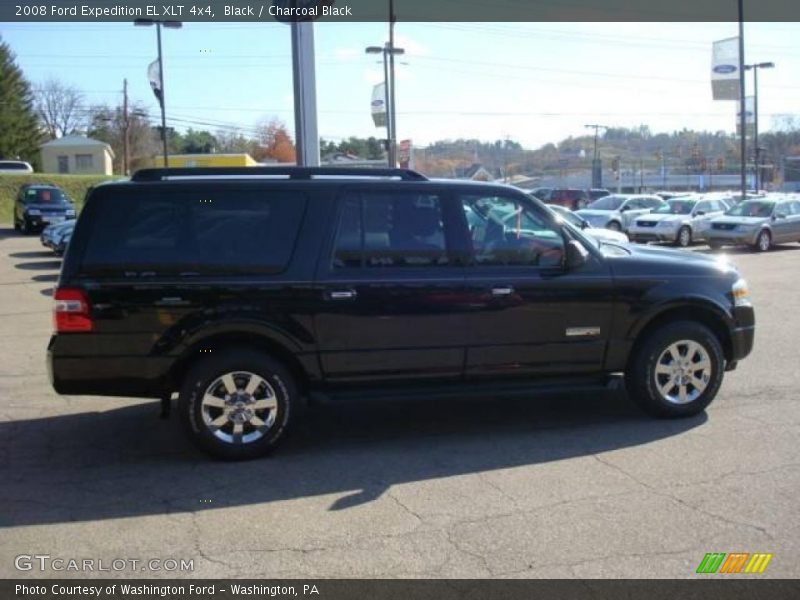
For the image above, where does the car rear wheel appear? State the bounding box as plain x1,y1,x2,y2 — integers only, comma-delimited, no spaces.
178,350,298,460
676,226,692,248
607,221,622,232
626,320,724,418
753,230,771,252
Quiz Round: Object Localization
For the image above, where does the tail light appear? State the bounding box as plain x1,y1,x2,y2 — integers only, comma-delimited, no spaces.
53,287,93,332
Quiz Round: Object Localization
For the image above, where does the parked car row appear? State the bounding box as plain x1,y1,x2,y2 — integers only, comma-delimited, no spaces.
531,187,611,210
40,220,76,256
553,190,800,252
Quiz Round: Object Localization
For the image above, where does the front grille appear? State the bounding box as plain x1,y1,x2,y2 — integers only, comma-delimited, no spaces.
713,223,737,231
636,220,657,228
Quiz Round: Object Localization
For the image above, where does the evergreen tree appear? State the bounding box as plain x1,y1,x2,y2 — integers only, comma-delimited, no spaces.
0,37,41,165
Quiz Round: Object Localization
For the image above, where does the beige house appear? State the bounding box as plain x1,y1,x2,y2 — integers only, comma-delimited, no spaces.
40,135,115,175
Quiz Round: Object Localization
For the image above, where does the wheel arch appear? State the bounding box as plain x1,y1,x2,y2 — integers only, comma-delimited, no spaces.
626,301,734,372
167,330,315,397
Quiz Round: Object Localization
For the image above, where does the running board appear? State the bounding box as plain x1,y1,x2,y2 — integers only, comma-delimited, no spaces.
308,375,621,405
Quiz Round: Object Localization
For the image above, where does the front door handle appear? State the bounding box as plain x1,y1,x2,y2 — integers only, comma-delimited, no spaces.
326,289,357,301
491,286,514,297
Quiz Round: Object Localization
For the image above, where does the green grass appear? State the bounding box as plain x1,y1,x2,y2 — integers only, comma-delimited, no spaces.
0,173,119,225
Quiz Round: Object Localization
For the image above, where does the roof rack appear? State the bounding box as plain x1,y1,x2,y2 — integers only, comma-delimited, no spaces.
131,166,428,182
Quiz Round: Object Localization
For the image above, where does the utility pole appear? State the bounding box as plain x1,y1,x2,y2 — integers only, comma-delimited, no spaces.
291,21,320,166
737,0,747,198
388,0,398,167
584,124,608,188
744,61,775,190
122,78,130,176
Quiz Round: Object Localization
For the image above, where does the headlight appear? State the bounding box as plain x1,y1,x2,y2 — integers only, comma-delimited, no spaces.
26,209,41,216
736,224,752,231
658,220,676,228
732,278,751,307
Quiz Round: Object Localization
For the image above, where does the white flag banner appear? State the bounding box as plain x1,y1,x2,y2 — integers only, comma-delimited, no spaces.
148,59,163,107
371,83,386,128
711,37,740,101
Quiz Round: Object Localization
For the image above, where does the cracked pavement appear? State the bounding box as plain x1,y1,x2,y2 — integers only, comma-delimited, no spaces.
0,228,798,579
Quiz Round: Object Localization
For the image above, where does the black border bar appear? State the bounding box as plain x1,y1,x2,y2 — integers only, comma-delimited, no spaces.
3,0,800,22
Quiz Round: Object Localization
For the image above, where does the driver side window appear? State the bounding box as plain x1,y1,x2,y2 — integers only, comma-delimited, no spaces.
460,195,565,268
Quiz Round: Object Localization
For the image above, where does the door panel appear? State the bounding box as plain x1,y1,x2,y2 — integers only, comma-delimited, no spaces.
314,189,468,383
458,193,615,378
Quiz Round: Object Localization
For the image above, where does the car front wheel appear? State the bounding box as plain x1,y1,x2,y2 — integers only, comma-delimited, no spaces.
178,350,298,460
676,226,692,248
626,321,724,418
753,229,771,252
607,221,622,232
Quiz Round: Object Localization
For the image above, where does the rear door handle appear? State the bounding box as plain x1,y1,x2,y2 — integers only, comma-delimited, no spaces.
491,286,514,297
326,289,357,301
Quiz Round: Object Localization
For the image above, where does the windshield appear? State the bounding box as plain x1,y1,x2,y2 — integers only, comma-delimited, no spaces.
587,195,625,211
654,199,696,215
22,188,69,204
726,201,775,218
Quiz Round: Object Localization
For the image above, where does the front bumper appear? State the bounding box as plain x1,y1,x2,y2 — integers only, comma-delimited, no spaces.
707,228,758,246
628,228,678,243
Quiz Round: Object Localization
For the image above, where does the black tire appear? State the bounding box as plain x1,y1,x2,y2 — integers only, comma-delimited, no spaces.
20,219,31,235
676,225,692,248
626,320,724,418
752,229,771,252
178,350,298,460
13,219,20,232
607,221,622,232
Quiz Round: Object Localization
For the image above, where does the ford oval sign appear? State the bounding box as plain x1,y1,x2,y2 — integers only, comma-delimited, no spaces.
713,64,737,74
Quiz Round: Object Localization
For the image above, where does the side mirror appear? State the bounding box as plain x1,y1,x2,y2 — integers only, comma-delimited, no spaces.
775,212,787,220
580,219,590,230
695,210,706,216
620,205,630,212
565,239,589,270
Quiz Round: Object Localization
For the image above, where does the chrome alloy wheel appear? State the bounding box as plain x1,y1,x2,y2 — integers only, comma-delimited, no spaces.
654,340,712,405
757,230,771,252
200,371,278,445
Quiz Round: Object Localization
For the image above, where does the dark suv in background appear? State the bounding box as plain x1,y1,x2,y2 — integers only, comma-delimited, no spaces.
14,184,76,234
49,168,755,459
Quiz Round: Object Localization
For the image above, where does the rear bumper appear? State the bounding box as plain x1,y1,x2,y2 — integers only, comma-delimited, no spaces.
48,336,172,398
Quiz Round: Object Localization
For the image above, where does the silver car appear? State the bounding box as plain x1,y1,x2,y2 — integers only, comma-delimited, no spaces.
707,197,800,252
576,194,665,232
548,204,629,244
628,195,730,247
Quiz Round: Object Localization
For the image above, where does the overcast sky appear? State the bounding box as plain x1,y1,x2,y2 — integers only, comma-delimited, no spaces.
2,21,798,148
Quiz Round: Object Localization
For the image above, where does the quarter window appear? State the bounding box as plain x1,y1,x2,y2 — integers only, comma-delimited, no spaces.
332,193,448,269
460,195,564,268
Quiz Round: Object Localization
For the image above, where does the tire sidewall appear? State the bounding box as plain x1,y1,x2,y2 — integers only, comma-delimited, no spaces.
677,226,691,247
631,322,724,418
756,230,771,252
179,352,295,460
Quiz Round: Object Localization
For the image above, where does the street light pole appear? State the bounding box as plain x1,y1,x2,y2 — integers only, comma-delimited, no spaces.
366,41,404,168
135,18,181,168
737,1,747,199
744,61,775,190
388,0,398,167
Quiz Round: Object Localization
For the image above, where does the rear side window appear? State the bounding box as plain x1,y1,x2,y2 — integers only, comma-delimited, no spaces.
81,189,306,275
332,192,448,268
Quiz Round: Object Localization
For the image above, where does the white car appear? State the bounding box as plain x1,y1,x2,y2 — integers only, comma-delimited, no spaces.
548,204,629,244
628,195,731,247
0,160,33,173
576,194,665,232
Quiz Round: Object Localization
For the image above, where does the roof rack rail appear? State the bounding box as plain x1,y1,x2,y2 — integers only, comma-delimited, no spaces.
131,166,428,182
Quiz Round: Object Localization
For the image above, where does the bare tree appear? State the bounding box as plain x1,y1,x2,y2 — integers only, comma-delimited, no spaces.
35,78,85,139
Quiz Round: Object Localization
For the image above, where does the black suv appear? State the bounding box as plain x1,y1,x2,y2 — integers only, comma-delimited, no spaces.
14,184,76,234
49,167,755,459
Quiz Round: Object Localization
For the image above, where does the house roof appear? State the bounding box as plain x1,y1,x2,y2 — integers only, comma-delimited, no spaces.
40,135,115,157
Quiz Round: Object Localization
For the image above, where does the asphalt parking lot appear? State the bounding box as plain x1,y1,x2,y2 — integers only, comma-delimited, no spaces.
1,227,799,579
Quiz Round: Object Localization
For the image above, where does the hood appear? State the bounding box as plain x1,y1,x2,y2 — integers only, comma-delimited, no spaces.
635,213,688,224
608,241,738,279
23,202,73,211
711,215,770,226
577,209,617,218
586,227,628,243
